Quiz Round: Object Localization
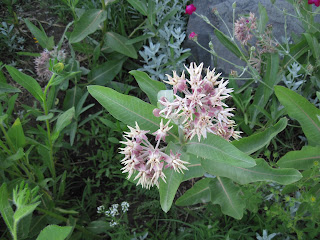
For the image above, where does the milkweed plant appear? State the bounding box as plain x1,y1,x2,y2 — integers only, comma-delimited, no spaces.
88,61,302,219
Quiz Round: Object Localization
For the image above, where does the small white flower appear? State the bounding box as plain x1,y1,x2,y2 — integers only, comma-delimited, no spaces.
121,201,130,212
97,205,105,214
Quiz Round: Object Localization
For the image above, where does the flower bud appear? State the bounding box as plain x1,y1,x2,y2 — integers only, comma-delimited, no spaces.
232,2,237,9
53,62,64,73
209,41,214,50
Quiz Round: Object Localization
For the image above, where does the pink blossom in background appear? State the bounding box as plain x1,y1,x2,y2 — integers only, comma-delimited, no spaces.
234,12,257,45
185,4,196,15
188,32,198,40
308,0,320,7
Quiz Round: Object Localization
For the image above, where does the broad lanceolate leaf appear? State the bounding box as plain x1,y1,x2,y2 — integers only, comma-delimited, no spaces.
258,3,269,33
275,86,320,146
13,202,40,223
87,85,179,142
250,53,280,128
105,32,138,59
186,134,256,168
159,143,185,212
36,225,73,240
88,59,125,85
69,9,107,43
182,154,205,181
202,158,302,185
232,117,287,154
304,33,320,62
210,177,245,219
214,29,242,58
5,65,44,102
0,184,14,233
24,19,54,50
278,146,320,170
130,70,166,106
54,107,75,134
175,178,211,206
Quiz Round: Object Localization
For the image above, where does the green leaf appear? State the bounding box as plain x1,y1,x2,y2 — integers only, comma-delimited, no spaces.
202,158,302,185
105,32,137,59
127,0,147,16
186,134,256,168
210,177,245,219
69,9,108,43
275,86,320,146
175,178,211,206
278,146,320,170
36,225,73,240
159,143,185,212
283,38,308,69
24,19,54,50
58,171,67,200
258,3,269,33
5,65,44,102
87,221,109,234
6,148,25,161
250,54,280,128
36,113,54,121
214,29,242,58
126,34,154,45
232,117,287,154
182,154,205,181
303,33,320,61
88,59,125,85
49,71,81,87
54,107,75,134
130,70,166,105
87,85,179,142
13,202,40,223
0,184,14,233
7,118,26,149
0,82,21,94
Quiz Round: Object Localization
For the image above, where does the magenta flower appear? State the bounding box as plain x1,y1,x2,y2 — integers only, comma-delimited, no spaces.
308,0,320,7
188,32,198,40
185,4,196,15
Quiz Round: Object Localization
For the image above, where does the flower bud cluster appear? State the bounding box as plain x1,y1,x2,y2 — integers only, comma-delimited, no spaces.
153,62,241,142
234,12,257,45
120,121,189,189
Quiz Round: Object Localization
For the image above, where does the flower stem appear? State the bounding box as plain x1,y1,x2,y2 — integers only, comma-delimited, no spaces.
43,74,57,194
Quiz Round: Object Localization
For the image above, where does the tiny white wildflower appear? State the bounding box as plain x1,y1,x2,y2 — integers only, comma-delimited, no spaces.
121,201,130,213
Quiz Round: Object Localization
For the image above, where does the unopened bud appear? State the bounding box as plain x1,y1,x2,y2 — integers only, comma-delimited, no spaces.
209,41,214,50
250,46,256,52
212,8,219,15
232,2,237,9
53,62,64,73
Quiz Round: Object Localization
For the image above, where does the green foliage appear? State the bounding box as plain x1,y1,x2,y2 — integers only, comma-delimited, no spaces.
2,0,320,239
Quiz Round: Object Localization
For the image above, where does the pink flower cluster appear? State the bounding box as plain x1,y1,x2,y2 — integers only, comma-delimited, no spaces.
234,13,257,45
119,121,189,189
153,63,241,142
34,47,66,82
